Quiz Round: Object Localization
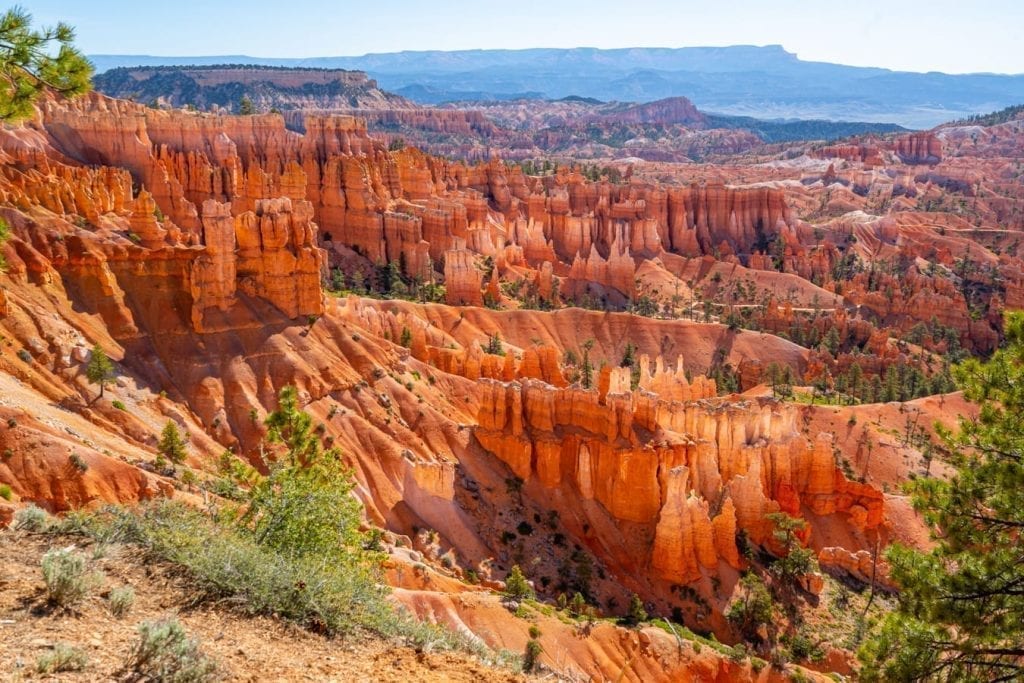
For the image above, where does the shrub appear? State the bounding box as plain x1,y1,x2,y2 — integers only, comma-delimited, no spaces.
112,400,127,411
124,618,218,683
0,483,11,500
17,348,32,363
69,453,88,472
41,548,101,607
523,638,543,673
15,504,48,531
108,585,135,618
36,643,88,674
785,632,824,662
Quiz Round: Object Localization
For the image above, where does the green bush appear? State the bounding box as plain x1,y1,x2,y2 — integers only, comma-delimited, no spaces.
41,548,101,607
785,632,825,662
0,483,11,500
14,504,49,531
108,585,135,618
523,638,543,672
124,618,218,683
112,400,127,411
80,501,388,636
36,642,88,674
69,453,88,473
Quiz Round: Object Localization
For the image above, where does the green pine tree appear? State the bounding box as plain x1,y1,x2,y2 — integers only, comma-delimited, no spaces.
238,95,255,115
0,8,92,121
484,332,505,356
624,593,647,626
0,217,9,271
243,385,363,558
85,344,115,398
157,421,188,466
765,512,816,585
859,312,1024,681
503,564,533,602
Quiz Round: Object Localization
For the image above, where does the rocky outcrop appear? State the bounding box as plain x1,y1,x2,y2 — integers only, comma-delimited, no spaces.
443,248,483,306
234,197,326,320
895,132,942,165
475,374,885,588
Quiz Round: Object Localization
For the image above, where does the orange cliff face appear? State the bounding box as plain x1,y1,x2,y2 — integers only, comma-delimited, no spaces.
34,94,808,307
473,367,884,613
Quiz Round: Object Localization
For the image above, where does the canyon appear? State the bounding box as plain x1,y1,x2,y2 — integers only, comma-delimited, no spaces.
1,86,1022,681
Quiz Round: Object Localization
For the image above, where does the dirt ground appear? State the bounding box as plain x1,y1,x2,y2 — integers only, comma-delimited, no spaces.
0,528,524,682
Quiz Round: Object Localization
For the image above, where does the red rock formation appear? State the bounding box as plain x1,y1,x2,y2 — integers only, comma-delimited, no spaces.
475,376,884,591
443,248,483,306
895,132,942,165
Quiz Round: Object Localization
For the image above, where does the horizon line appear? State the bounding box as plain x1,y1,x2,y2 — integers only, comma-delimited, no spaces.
85,45,1024,78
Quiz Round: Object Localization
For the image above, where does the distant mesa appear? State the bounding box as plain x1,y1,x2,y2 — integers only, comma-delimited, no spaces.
94,64,411,113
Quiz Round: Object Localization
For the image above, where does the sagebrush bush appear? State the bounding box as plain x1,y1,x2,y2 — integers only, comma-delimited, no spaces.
15,504,48,531
124,618,218,683
83,502,389,636
36,642,88,674
41,547,101,608
108,585,135,618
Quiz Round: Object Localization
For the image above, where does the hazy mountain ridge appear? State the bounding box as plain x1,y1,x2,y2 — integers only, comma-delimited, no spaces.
88,46,1024,127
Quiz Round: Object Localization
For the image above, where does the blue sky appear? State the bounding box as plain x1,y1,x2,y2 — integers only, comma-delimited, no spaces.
22,0,1024,74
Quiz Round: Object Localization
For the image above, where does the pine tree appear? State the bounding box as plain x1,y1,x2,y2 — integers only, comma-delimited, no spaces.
503,564,533,602
399,326,413,348
620,343,635,368
859,312,1024,681
624,593,647,626
0,8,92,121
484,332,505,356
726,573,774,641
157,421,188,466
823,326,841,355
243,385,363,558
765,512,816,585
0,217,9,271
238,95,255,115
85,344,115,398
